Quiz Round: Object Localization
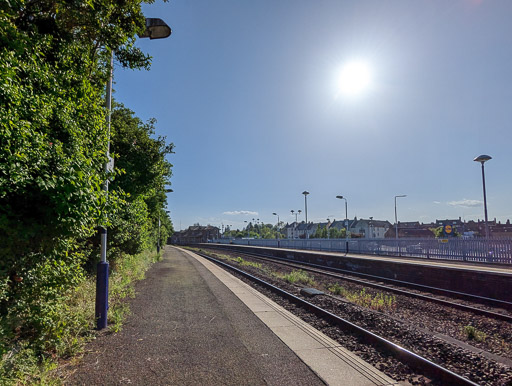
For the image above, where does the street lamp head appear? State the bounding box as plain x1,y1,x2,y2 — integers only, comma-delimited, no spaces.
139,18,172,39
272,212,277,216
336,195,344,200
395,194,407,198
165,188,173,193
474,154,492,164
302,191,309,196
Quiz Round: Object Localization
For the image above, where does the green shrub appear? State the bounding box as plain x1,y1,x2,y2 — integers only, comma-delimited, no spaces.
463,325,486,342
0,249,160,384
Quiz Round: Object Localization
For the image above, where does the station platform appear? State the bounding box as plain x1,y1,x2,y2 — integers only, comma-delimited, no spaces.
67,246,396,385
202,243,512,275
204,244,512,303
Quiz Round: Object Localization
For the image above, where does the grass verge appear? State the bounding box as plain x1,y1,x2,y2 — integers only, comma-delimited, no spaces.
0,249,161,385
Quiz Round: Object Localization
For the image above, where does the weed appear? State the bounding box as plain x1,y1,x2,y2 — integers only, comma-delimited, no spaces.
328,283,344,295
0,249,160,384
275,270,316,286
235,256,262,269
328,285,396,312
463,325,486,342
109,304,130,333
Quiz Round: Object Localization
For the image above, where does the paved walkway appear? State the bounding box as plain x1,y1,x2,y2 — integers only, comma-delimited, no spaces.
67,246,396,385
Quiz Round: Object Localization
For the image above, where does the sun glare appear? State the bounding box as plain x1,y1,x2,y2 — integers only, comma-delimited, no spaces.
336,60,372,97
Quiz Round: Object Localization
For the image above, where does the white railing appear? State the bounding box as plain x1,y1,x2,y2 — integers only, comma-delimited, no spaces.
211,237,512,265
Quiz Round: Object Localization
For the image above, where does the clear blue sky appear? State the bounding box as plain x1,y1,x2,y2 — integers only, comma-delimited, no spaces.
115,0,512,231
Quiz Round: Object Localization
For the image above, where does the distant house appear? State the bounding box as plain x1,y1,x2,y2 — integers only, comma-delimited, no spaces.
293,221,308,239
491,220,512,238
170,225,220,244
284,222,300,239
350,218,392,239
465,219,512,238
329,219,350,232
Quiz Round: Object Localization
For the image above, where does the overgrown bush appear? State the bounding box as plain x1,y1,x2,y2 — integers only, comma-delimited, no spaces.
0,0,174,383
0,249,161,383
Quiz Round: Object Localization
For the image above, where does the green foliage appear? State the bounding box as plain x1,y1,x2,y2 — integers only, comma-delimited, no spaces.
328,285,397,312
225,223,282,239
463,325,486,342
109,103,174,254
313,225,328,239
328,283,345,295
235,256,262,269
0,0,174,383
312,225,346,239
0,249,160,383
276,270,316,286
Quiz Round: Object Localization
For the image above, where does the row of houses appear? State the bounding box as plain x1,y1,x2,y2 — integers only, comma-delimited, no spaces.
170,218,512,244
283,217,512,239
284,218,392,239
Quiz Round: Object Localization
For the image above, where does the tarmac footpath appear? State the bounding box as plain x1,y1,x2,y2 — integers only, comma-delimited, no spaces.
67,246,396,385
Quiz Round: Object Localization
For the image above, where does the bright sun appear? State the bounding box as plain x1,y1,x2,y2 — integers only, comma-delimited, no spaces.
336,60,372,97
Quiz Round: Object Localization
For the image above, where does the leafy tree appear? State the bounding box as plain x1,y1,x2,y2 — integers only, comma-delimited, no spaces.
0,0,171,367
108,102,174,258
312,225,328,239
329,227,341,239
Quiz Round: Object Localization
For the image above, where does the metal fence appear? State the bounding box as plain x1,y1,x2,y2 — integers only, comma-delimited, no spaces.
211,237,512,265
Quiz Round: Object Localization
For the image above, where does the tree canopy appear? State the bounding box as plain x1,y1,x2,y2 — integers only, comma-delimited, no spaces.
0,0,174,371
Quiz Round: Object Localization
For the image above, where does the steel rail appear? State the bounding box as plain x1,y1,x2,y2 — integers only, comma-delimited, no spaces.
205,245,512,312
195,251,478,386
208,247,512,322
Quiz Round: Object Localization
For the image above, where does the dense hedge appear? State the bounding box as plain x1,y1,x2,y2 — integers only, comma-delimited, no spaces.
0,0,174,375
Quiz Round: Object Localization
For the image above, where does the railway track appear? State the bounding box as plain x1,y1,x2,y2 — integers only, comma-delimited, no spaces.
195,250,479,385
192,247,512,385
202,245,512,320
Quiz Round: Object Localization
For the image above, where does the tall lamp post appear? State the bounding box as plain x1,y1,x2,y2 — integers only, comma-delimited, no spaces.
336,195,349,252
96,18,171,331
273,213,280,239
394,195,407,239
474,155,492,238
302,191,309,238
